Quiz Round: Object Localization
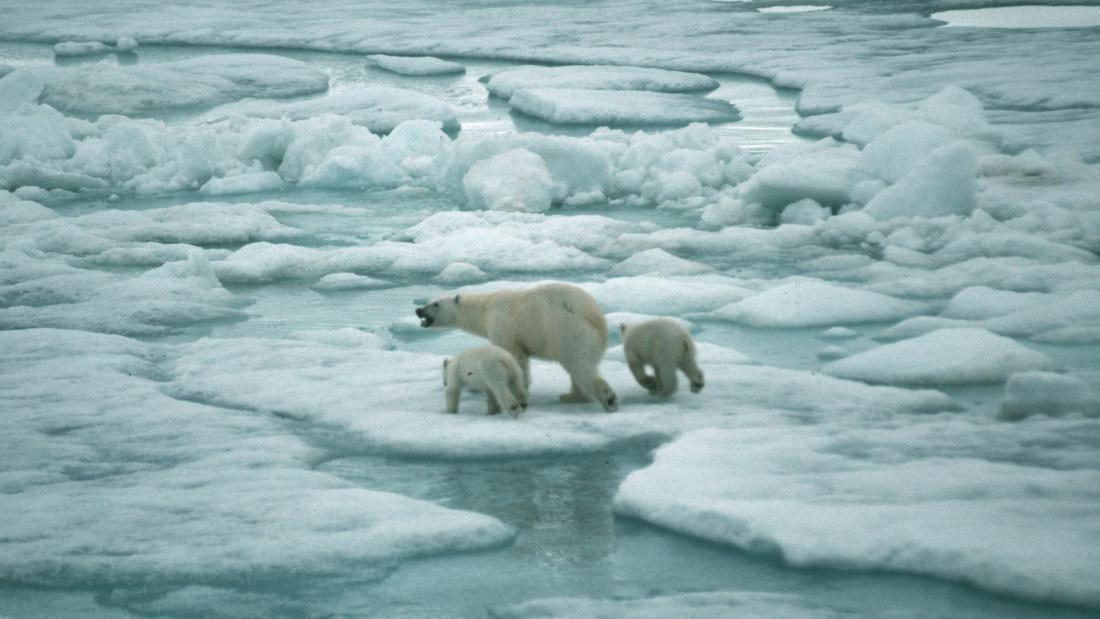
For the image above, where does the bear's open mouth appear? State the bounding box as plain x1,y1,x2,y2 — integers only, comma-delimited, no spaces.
415,307,433,328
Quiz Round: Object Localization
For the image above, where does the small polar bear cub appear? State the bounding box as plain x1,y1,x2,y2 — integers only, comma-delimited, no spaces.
620,318,704,398
443,345,528,416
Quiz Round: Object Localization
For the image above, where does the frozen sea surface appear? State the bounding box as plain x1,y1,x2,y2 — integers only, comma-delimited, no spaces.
2,1,1100,617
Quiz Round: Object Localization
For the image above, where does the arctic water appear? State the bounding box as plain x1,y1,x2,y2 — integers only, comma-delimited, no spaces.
2,1,1099,618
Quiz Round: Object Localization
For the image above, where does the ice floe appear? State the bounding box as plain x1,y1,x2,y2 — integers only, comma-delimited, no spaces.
824,328,1055,386
33,54,329,116
367,54,465,76
206,87,460,134
0,328,514,586
486,65,719,99
999,372,1100,421
709,279,925,327
615,425,1100,607
493,591,849,619
508,88,741,126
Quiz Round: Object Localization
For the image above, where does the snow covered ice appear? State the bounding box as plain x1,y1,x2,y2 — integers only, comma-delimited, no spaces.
2,1,1100,617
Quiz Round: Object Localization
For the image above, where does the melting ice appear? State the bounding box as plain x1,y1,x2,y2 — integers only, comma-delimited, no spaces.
1,1,1099,617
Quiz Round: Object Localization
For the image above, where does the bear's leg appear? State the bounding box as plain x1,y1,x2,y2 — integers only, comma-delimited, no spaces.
560,364,618,412
509,372,528,409
489,384,522,416
681,356,705,393
654,362,679,398
446,385,461,414
508,349,531,389
627,353,657,391
486,391,502,415
560,380,589,403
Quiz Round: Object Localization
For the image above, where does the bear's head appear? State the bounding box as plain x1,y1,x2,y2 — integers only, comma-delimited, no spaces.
416,294,460,328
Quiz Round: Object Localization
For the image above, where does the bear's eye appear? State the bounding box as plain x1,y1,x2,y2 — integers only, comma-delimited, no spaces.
432,302,439,308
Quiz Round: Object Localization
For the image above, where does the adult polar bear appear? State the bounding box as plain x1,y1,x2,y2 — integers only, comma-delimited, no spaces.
416,282,618,411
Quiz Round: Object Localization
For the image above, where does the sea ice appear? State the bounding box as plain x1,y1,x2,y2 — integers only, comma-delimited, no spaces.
585,275,753,316
53,40,112,57
614,426,1100,608
1000,372,1100,421
737,139,869,212
492,591,849,619
367,54,465,76
824,328,1055,385
0,328,514,586
864,142,978,220
710,279,925,327
508,88,741,126
486,65,719,99
463,148,554,212
609,248,714,277
36,54,330,116
206,87,460,134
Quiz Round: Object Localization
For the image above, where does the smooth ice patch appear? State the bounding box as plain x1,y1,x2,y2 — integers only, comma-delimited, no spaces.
758,5,831,13
486,65,719,99
614,426,1100,608
36,54,329,116
367,54,465,76
933,6,1100,29
824,328,1055,386
710,279,925,327
206,87,460,134
999,372,1100,421
493,591,849,619
508,88,741,126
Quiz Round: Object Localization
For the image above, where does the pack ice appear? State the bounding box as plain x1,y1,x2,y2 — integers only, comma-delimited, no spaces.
2,1,1100,616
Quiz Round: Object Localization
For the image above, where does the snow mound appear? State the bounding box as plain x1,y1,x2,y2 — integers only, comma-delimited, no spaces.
609,248,714,277
614,427,1100,608
738,139,870,212
37,54,329,116
463,148,554,212
585,276,753,316
509,88,741,126
207,87,459,134
53,40,112,56
824,328,1055,385
999,372,1100,420
864,142,978,221
486,65,719,99
940,286,1054,320
367,54,465,76
311,273,391,292
711,280,924,327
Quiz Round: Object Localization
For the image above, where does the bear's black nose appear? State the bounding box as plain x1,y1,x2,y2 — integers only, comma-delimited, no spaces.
415,307,424,318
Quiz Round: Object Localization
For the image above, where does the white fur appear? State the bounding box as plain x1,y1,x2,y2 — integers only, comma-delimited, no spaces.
443,345,528,415
621,318,704,398
419,283,618,411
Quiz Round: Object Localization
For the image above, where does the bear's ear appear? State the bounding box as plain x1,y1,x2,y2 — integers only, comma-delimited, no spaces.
454,294,460,305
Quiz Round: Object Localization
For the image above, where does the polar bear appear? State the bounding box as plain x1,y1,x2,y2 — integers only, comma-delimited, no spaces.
417,282,618,411
620,318,704,398
443,345,528,416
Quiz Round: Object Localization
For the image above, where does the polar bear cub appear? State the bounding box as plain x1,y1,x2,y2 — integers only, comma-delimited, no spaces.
417,282,617,411
620,318,704,398
443,345,528,416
